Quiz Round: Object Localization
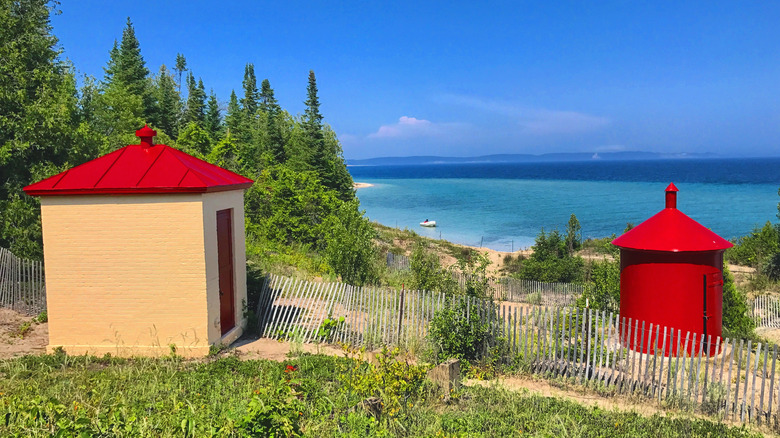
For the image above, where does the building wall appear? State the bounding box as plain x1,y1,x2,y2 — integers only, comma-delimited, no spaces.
40,194,210,357
201,190,248,345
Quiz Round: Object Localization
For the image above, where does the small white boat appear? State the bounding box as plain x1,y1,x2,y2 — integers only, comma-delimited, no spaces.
420,220,436,227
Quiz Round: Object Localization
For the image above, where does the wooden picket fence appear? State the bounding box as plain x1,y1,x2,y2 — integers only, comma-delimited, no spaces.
0,247,46,316
753,294,780,329
496,277,584,306
386,252,410,271
257,274,780,427
256,275,446,346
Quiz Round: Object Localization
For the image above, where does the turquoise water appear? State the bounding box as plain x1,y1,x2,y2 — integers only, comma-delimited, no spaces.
354,178,779,251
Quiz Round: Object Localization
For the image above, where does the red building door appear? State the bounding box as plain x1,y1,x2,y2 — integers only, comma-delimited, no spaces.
217,209,235,335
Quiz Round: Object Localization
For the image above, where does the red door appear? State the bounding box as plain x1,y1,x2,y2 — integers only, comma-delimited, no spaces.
217,209,235,335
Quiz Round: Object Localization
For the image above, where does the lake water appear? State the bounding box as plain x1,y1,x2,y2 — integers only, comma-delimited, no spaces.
349,158,780,251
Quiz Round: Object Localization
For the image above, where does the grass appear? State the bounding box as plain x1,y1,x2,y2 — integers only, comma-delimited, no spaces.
0,351,765,437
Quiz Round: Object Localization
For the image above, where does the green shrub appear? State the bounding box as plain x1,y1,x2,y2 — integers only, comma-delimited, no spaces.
322,200,379,286
429,299,493,363
578,258,621,313
725,221,779,269
409,242,457,294
722,264,756,339
233,372,304,437
516,229,585,283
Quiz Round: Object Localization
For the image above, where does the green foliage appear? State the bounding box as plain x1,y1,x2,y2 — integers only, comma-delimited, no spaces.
565,213,582,255
175,121,211,158
429,299,493,362
582,235,620,257
205,90,222,139
516,229,585,283
206,133,240,173
409,242,457,294
337,347,429,421
322,200,379,285
765,251,780,281
725,221,779,269
183,73,206,126
234,372,304,437
153,64,180,138
246,166,339,247
241,63,259,116
113,18,155,122
316,315,345,342
722,264,756,339
455,251,494,298
578,258,621,313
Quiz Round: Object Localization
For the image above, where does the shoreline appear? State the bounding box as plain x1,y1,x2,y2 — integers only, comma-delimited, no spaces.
353,182,374,188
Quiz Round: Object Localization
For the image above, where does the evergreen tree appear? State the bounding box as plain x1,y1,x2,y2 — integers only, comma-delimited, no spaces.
304,70,325,151
259,79,280,114
260,79,285,164
174,53,187,96
225,90,242,136
183,72,206,126
304,71,328,175
113,17,156,123
103,40,120,84
205,90,222,140
153,64,180,138
241,63,259,116
565,213,582,255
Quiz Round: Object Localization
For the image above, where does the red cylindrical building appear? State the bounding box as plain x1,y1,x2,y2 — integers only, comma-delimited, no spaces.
612,183,732,356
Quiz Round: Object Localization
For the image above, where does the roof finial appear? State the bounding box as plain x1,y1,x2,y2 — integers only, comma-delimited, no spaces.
665,182,679,209
135,124,157,148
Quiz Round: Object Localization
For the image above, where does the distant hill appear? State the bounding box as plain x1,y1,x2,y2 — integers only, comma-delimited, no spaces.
347,151,718,166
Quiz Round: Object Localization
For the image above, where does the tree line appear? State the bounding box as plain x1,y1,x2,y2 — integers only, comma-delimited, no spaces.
0,0,377,285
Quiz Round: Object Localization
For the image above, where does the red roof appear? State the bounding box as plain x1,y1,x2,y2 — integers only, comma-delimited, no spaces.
24,126,253,196
612,183,732,252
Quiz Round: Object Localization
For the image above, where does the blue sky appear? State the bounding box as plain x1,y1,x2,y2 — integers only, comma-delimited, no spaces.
51,1,780,159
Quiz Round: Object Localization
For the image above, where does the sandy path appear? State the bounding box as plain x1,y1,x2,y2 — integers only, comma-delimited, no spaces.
0,309,47,359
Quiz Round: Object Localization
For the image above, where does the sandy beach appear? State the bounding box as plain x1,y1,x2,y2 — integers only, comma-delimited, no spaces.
353,182,374,188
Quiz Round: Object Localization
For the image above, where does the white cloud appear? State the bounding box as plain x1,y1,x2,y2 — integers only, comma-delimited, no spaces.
368,116,441,139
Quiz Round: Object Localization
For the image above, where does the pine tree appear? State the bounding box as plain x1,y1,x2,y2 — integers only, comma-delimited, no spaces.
225,90,242,136
153,64,180,138
103,40,120,84
260,79,285,164
205,90,222,140
114,17,156,123
304,70,326,171
174,53,187,96
241,63,259,116
183,72,206,125
260,79,280,114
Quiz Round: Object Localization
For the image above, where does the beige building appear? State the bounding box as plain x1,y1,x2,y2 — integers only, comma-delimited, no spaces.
24,126,253,357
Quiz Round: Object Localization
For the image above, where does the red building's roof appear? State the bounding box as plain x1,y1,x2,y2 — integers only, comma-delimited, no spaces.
612,183,732,252
24,126,253,196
